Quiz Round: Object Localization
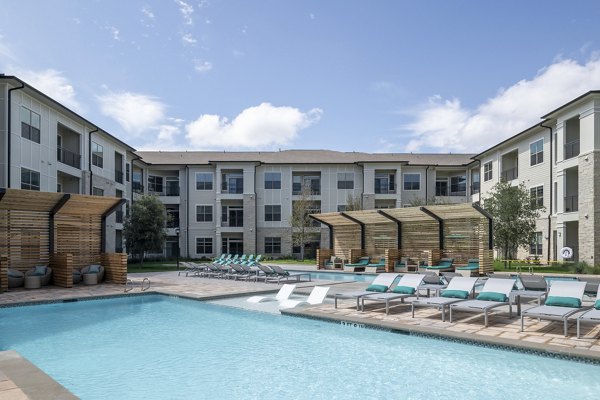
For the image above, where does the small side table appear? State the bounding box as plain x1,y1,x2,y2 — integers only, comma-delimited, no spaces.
83,273,98,285
24,276,41,289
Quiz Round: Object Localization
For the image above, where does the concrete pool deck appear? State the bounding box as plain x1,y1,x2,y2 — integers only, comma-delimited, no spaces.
2,268,600,398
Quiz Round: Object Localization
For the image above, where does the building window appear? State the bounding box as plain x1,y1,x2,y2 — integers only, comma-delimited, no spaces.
196,205,213,222
337,205,347,212
92,187,104,196
265,205,281,222
292,174,320,195
375,173,395,194
403,173,420,191
92,142,104,168
450,175,466,195
126,164,130,182
530,232,543,256
265,237,281,254
471,170,480,194
530,185,544,209
196,237,213,254
337,173,354,189
264,172,281,189
148,175,164,193
21,168,40,191
435,178,448,196
483,162,493,182
530,139,544,166
20,107,41,144
196,173,213,190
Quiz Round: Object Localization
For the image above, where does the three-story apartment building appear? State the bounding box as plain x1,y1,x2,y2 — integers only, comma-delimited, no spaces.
0,75,136,253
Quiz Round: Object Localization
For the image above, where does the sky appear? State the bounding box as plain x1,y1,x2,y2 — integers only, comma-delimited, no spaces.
2,0,600,154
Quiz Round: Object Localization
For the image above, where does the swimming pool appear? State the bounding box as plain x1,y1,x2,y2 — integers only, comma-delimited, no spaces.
1,295,599,399
289,270,375,282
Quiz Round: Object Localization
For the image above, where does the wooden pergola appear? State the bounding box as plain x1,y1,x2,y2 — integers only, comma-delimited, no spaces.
311,203,493,275
0,188,127,292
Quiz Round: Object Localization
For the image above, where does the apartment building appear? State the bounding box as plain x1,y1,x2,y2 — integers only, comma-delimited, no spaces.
0,75,135,253
3,74,600,264
474,91,600,264
134,151,477,259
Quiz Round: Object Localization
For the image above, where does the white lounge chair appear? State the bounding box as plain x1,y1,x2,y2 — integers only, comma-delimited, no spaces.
279,286,330,309
577,285,600,338
521,280,587,337
361,274,426,314
411,277,479,322
334,273,400,310
247,284,296,303
449,278,515,327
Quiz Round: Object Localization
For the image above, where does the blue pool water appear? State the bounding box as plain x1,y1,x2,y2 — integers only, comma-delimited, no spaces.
290,270,375,282
1,295,599,399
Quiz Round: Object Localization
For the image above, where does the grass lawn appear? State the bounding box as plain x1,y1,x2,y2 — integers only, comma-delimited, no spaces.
266,258,316,265
128,261,183,273
492,260,573,274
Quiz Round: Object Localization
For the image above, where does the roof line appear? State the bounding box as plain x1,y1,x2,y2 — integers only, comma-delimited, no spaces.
541,90,600,119
0,75,136,152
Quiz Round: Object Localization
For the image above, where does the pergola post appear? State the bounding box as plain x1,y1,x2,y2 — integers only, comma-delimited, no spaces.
49,194,71,254
420,206,444,250
340,212,365,250
472,203,493,250
377,210,402,249
101,199,127,253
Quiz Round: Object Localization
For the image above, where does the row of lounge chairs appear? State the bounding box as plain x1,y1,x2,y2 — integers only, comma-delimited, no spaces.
334,272,600,338
180,262,311,284
212,254,262,267
336,257,481,276
247,284,330,310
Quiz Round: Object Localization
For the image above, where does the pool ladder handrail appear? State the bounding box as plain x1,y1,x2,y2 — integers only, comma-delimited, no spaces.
124,277,151,292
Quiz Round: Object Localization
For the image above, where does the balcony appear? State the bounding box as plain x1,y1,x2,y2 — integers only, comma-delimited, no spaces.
115,170,124,184
501,167,518,182
564,140,580,160
132,182,144,193
57,147,81,169
564,195,578,213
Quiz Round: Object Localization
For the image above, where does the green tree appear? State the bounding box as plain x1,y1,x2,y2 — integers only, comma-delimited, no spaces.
483,181,544,262
123,194,167,265
290,186,319,261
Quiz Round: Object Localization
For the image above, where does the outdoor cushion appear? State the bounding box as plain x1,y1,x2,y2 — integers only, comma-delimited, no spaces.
33,265,47,276
8,269,23,278
595,299,600,310
476,292,507,302
545,296,581,308
366,284,388,293
88,265,101,274
441,289,469,299
392,285,416,295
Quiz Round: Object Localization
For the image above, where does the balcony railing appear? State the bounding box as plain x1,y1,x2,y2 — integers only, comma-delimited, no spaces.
115,210,124,223
57,147,81,169
166,219,180,228
564,195,578,212
564,140,580,160
500,167,518,181
115,170,124,184
132,182,144,193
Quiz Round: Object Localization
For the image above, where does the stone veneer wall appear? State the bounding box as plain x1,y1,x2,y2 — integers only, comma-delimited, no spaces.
243,194,257,254
257,227,293,256
578,150,600,265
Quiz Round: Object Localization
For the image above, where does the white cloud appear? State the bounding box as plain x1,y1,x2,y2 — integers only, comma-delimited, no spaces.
97,91,166,136
185,103,323,149
193,59,212,73
402,56,600,153
107,26,121,41
175,0,194,25
141,7,155,20
181,33,197,44
16,69,81,111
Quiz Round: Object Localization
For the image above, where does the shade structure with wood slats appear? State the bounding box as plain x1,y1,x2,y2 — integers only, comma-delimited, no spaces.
0,188,127,292
310,203,493,275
